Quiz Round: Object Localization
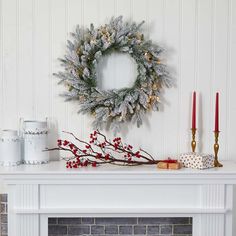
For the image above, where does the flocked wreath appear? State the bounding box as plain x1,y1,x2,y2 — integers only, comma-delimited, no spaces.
54,16,172,132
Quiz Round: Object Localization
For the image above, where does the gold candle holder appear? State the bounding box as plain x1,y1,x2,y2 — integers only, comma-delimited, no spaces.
191,128,196,153
214,131,223,167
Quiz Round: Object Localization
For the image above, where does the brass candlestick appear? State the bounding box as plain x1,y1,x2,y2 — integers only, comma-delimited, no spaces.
191,128,196,153
214,131,223,167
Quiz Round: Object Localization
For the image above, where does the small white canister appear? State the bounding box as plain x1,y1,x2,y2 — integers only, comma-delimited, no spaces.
0,130,22,166
21,120,49,164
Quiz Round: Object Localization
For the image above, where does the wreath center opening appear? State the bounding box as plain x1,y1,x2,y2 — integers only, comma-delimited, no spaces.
96,52,138,91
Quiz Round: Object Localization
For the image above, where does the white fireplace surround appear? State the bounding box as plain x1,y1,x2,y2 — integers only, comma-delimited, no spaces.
1,161,236,236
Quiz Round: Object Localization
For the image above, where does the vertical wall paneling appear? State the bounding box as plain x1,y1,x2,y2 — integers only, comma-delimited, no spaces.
2,0,18,129
197,0,213,154
51,0,67,132
228,0,236,160
147,0,165,156
193,0,199,90
162,0,180,156
18,0,34,121
214,0,230,159
193,0,199,148
34,0,50,120
177,0,183,154
16,0,19,125
64,0,69,131
49,0,53,118
179,0,196,153
0,0,4,128
225,0,232,160
66,0,84,138
32,0,36,119
0,0,235,160
82,0,100,139
99,0,116,24
116,0,132,17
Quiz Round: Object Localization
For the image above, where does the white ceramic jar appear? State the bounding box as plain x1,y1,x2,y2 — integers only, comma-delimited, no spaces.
21,120,49,164
0,130,22,166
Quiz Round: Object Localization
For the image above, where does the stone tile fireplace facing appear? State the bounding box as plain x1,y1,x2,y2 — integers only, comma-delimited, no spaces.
0,195,7,236
48,217,192,236
1,161,236,236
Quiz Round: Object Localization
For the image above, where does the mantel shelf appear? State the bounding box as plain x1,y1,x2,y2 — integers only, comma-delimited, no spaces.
1,160,236,185
0,160,236,175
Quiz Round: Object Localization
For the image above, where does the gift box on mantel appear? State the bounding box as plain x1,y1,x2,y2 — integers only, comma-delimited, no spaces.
179,153,214,170
157,159,181,170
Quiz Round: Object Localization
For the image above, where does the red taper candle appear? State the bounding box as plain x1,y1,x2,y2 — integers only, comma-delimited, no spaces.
192,91,196,130
215,92,219,132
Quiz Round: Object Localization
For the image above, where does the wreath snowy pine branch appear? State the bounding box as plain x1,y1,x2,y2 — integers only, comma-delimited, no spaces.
54,16,172,133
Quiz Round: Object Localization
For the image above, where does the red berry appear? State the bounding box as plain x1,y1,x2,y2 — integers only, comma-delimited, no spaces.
135,151,141,158
63,140,69,146
73,149,78,155
92,162,97,167
57,140,62,146
96,153,102,159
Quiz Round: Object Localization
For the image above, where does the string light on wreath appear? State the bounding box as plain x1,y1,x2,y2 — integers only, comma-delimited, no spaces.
54,16,172,133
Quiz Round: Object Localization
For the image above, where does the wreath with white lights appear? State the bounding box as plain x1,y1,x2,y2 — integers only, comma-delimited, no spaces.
54,16,172,132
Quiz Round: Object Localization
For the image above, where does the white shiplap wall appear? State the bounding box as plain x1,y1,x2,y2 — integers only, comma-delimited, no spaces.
0,0,236,160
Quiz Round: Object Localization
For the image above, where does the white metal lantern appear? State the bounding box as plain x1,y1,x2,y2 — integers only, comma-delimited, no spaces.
21,120,49,164
0,130,22,166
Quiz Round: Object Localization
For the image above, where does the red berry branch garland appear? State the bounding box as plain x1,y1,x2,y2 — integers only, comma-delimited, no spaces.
46,130,160,168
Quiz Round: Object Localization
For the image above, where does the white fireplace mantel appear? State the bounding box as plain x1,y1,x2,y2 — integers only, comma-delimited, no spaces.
1,160,236,236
